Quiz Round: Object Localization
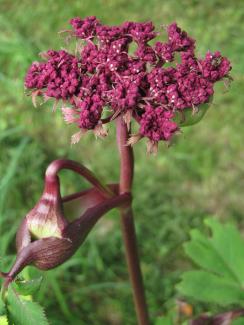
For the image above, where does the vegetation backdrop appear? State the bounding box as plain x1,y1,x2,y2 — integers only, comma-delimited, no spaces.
0,0,243,324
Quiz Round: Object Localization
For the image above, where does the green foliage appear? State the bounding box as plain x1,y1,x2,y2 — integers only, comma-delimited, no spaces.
178,218,244,306
233,318,244,325
154,311,189,325
13,277,43,296
6,286,48,325
0,296,6,316
155,316,173,325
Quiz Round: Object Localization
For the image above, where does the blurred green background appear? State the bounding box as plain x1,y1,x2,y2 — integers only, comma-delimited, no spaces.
0,0,243,324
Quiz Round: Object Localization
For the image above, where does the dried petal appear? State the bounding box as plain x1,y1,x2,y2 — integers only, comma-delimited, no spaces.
93,123,108,138
71,130,86,144
127,133,142,146
146,140,158,155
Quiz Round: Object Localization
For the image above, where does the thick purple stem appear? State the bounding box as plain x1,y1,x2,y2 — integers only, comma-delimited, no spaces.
116,116,150,325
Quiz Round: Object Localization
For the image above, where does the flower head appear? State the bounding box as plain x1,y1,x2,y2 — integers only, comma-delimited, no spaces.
25,18,232,151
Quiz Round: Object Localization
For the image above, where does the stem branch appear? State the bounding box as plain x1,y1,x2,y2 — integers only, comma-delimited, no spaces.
46,159,112,197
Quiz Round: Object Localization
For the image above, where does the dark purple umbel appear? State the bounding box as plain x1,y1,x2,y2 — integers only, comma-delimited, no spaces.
24,17,232,151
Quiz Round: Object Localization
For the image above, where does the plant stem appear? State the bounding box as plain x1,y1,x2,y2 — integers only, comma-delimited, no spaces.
116,116,150,325
46,159,112,197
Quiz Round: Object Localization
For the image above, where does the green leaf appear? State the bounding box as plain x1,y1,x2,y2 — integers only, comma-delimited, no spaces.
155,316,173,325
205,219,244,285
178,270,244,305
0,295,5,315
184,229,238,282
13,277,43,296
0,285,7,324
6,286,49,325
232,317,244,325
0,296,6,316
178,218,244,306
173,97,212,127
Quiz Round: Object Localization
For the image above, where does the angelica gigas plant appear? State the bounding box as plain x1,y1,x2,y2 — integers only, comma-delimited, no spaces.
1,17,231,325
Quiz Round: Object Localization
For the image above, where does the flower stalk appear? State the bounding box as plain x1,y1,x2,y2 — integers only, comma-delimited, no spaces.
116,116,150,325
45,158,113,197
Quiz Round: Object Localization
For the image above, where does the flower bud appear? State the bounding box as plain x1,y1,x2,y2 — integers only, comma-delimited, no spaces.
25,175,67,240
1,160,131,290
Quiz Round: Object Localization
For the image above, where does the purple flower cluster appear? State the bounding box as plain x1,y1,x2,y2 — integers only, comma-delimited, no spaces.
25,50,81,100
199,51,231,82
155,22,195,63
70,16,99,39
25,17,231,149
77,95,103,130
140,106,178,142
